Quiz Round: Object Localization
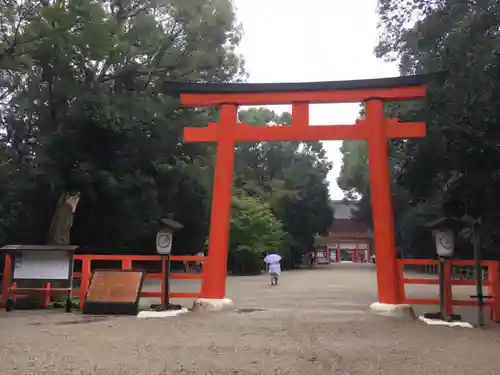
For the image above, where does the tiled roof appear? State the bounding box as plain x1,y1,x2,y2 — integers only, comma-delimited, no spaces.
330,219,371,236
330,200,360,220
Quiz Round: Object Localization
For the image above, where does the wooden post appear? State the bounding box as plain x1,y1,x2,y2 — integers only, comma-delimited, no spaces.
443,260,453,315
79,257,91,308
10,282,17,303
42,282,51,309
1,253,12,307
396,259,406,301
200,104,237,299
473,222,485,327
122,259,132,270
366,98,402,304
488,261,500,322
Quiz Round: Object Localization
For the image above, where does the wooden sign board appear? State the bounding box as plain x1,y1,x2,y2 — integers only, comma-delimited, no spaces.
82,270,145,315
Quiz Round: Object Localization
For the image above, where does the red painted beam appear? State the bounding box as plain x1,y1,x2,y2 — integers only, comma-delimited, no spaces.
185,124,368,142
141,291,161,298
180,85,427,106
387,122,426,138
453,300,493,307
184,121,426,143
235,124,369,142
169,273,204,280
357,119,426,139
184,124,218,142
397,259,440,265
404,298,493,307
451,259,495,267
452,279,491,286
403,278,439,285
404,298,440,305
140,292,201,299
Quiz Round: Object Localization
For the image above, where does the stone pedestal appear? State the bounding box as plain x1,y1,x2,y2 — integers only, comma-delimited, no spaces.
192,298,234,312
369,302,416,319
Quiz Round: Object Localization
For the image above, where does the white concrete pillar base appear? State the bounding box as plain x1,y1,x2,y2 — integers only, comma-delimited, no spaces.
192,298,234,313
369,302,416,319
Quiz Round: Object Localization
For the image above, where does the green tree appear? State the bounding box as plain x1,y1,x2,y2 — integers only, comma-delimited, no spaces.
372,0,500,257
337,103,435,257
228,194,286,275
235,107,334,267
0,0,245,254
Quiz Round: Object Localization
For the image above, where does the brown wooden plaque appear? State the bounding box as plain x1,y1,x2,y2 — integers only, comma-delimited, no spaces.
86,271,142,302
83,270,144,315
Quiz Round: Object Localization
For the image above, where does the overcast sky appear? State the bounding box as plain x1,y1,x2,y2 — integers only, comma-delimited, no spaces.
234,0,399,200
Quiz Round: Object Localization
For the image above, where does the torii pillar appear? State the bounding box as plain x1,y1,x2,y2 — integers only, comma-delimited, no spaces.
179,75,429,315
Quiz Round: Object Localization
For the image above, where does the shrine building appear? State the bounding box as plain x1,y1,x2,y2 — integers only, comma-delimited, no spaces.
316,201,372,263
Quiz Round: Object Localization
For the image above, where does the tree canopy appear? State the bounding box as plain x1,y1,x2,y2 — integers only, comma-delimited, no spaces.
228,194,286,275
0,2,334,271
339,0,500,258
235,107,334,267
0,0,244,253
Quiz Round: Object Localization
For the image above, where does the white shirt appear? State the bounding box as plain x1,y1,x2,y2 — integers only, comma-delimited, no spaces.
268,263,281,274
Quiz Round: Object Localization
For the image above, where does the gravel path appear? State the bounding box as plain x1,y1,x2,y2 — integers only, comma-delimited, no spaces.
2,263,500,375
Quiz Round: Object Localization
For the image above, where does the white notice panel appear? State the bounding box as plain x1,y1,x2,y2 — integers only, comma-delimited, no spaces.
156,231,173,255
435,230,454,258
13,250,72,280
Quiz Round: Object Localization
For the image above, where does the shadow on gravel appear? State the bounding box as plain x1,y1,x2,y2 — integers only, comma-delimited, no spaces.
235,308,266,313
29,316,110,326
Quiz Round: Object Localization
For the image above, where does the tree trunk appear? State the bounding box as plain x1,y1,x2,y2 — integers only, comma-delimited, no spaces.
17,191,80,309
47,191,81,246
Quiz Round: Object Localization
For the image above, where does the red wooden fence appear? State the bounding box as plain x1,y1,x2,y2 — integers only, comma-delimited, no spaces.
1,254,207,308
398,259,500,322
2,253,500,323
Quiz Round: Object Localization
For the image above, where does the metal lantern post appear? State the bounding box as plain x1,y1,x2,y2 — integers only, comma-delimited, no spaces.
423,217,462,322
156,217,183,311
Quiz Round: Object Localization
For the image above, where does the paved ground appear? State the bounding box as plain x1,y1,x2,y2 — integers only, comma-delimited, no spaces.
2,263,500,375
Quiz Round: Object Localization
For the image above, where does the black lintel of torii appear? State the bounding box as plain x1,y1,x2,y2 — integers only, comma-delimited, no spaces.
162,72,443,96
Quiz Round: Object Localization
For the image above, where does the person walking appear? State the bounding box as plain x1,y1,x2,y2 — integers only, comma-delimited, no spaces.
194,251,204,272
183,251,204,273
309,251,316,268
264,252,282,285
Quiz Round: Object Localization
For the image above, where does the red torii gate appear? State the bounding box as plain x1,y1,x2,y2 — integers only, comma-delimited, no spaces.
178,75,428,307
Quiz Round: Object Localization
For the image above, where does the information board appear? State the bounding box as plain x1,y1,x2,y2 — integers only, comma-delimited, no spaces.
13,250,72,280
83,270,144,315
85,271,143,303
